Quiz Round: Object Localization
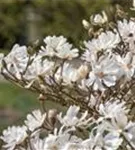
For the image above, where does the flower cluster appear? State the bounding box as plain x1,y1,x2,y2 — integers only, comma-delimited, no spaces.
1,101,135,150
1,1,135,150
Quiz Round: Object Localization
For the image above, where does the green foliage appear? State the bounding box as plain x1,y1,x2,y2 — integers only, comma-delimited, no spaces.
0,0,111,50
32,0,110,46
0,1,25,49
0,82,37,109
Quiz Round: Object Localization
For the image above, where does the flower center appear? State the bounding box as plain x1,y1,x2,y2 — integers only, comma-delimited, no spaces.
96,71,105,78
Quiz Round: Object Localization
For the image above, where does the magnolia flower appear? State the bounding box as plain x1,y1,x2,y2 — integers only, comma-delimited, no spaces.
84,120,123,150
64,143,84,150
124,122,135,148
25,109,46,132
3,44,28,79
0,126,27,150
30,137,46,150
103,132,123,150
98,100,129,120
105,112,129,133
64,139,94,150
90,11,108,25
99,110,135,148
82,56,119,91
83,30,120,62
90,131,122,150
55,63,79,85
117,19,135,51
57,105,91,128
40,36,79,59
25,56,54,80
81,48,95,63
24,56,54,88
44,127,81,150
115,52,135,80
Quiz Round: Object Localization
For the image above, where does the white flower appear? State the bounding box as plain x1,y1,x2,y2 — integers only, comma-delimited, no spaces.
82,30,120,62
30,137,46,150
87,122,123,150
81,47,96,63
57,105,91,128
89,31,120,51
40,36,79,59
82,56,118,91
64,142,87,150
44,127,81,150
94,132,122,150
55,63,79,85
124,122,135,148
25,109,46,132
103,132,123,150
56,63,88,86
24,56,54,88
104,112,129,133
90,11,108,25
0,126,27,150
98,100,128,120
117,19,135,51
3,44,28,79
97,101,134,139
115,52,135,80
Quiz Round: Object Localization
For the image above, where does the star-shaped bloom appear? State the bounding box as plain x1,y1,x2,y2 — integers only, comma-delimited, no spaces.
57,105,91,128
82,30,120,63
117,19,135,51
3,44,29,78
40,36,79,60
81,56,119,91
25,109,46,132
0,126,27,150
43,127,81,150
114,52,135,80
24,56,54,88
55,63,79,85
98,100,129,120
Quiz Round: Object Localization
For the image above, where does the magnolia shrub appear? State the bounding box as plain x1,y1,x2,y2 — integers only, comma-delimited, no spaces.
1,1,135,150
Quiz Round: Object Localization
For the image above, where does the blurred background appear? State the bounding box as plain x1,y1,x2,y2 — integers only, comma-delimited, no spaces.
0,0,132,141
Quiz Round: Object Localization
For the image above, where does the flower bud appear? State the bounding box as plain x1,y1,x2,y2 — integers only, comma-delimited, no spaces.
48,109,58,126
88,28,94,37
90,11,108,25
77,65,89,79
38,94,46,101
82,19,90,30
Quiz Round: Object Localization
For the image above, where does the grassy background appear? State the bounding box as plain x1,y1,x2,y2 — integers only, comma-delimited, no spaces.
0,81,66,131
0,81,38,131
